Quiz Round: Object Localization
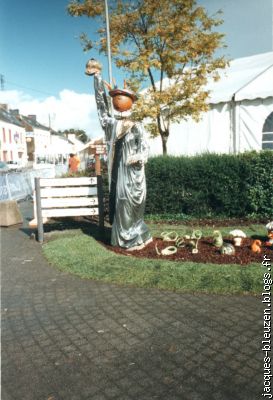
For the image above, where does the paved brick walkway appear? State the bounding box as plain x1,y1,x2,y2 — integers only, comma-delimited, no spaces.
1,201,263,400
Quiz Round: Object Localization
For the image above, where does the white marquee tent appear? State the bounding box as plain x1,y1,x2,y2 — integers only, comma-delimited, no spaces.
148,52,273,156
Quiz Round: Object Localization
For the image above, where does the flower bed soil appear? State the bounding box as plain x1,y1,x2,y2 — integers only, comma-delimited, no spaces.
103,237,273,265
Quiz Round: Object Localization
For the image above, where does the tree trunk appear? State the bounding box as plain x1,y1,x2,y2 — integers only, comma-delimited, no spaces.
160,131,169,155
157,113,169,155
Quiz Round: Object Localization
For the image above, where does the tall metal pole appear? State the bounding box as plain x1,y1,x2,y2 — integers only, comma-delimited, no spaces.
104,0,113,87
0,74,4,91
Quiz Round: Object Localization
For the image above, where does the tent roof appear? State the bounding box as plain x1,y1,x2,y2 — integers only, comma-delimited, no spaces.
143,52,273,104
208,52,273,103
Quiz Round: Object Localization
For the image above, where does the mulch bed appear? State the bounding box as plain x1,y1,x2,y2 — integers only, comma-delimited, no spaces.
103,237,273,265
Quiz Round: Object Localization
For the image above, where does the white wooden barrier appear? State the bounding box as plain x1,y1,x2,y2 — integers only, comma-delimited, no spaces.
32,176,104,242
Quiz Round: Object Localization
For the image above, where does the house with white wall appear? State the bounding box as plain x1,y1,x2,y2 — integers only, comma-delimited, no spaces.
14,113,52,165
49,132,74,164
65,133,86,154
0,106,86,171
0,105,27,166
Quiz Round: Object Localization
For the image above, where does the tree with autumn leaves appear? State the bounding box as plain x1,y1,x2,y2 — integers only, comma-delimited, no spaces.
68,0,228,155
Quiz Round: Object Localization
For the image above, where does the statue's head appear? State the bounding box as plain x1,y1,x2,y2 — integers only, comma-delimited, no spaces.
109,88,137,112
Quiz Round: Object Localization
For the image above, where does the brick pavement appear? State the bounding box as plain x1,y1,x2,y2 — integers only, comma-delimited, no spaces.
1,201,263,400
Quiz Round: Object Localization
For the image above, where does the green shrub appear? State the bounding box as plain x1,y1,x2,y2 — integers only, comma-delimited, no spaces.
243,151,273,217
145,151,273,218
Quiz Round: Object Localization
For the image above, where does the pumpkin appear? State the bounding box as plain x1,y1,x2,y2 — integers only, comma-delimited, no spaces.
112,94,133,112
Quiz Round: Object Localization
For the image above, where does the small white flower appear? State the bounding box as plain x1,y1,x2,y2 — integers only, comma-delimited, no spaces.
266,221,273,231
229,229,246,238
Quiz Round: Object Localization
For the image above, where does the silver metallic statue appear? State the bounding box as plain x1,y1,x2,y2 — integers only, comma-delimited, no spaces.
86,59,152,250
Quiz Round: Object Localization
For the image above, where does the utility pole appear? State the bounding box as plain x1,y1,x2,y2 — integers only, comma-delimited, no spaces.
0,74,5,90
104,0,114,116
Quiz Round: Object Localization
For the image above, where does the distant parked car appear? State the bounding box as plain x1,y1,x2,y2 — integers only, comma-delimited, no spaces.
0,161,9,172
6,161,22,171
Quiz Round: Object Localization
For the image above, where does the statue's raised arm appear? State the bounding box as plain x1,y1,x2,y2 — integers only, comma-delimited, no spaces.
85,59,114,140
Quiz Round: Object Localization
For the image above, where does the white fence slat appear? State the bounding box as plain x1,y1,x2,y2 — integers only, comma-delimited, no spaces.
30,175,104,241
40,186,97,198
41,197,98,208
41,207,99,218
40,177,97,187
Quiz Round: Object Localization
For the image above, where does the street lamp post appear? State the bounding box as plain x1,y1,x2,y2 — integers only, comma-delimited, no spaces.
104,0,113,88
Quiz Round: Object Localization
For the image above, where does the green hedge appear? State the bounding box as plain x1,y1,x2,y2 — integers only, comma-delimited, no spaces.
145,151,273,218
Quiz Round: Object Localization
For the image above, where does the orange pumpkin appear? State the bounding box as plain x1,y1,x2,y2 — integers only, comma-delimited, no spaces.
112,95,133,112
251,239,262,253
109,88,137,112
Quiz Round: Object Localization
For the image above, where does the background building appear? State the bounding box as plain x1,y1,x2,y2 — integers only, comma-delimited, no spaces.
0,106,76,170
0,105,27,167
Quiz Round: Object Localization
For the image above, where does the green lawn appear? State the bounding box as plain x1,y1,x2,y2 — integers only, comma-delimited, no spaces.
42,221,266,295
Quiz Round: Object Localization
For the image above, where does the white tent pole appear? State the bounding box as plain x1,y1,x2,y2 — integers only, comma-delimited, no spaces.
230,95,237,154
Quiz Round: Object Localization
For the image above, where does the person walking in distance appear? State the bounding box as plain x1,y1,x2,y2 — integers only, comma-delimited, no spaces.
69,153,80,173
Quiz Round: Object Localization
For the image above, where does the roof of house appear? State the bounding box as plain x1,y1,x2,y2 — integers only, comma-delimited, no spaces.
79,137,105,153
0,107,53,132
0,107,25,127
18,115,51,132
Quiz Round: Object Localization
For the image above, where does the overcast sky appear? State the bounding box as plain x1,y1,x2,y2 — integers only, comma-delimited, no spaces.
0,0,272,138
